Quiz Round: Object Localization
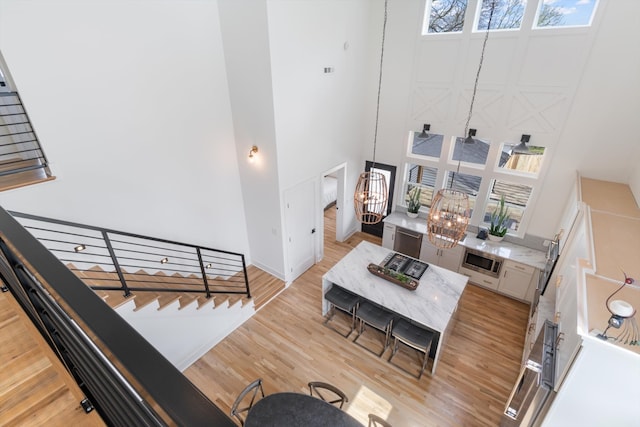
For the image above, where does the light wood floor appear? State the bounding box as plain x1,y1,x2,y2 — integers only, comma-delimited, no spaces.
185,207,529,426
0,289,105,426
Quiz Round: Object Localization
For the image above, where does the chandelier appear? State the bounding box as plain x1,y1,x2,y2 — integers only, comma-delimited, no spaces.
354,0,389,225
427,1,496,248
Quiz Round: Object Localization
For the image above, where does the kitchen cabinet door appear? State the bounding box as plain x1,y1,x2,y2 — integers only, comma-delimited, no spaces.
382,223,395,250
459,266,500,290
554,265,582,392
498,260,535,302
419,239,463,272
438,245,463,272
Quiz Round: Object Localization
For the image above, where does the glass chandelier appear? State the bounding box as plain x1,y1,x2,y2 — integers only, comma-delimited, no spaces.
427,1,497,249
354,0,389,225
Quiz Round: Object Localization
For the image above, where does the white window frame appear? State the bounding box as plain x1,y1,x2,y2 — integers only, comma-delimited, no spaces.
402,130,549,238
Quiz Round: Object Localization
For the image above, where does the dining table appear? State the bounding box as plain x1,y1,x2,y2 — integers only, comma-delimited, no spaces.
244,392,363,427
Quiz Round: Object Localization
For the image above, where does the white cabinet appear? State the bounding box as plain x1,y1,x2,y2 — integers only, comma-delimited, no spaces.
419,239,463,272
382,223,396,250
522,304,538,363
553,263,582,391
458,266,500,290
498,260,536,302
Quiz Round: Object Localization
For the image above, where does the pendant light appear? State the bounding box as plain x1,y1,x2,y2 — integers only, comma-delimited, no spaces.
427,0,497,249
511,134,531,154
354,0,390,225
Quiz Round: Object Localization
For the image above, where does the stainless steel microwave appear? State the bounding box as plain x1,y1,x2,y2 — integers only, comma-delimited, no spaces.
462,248,503,277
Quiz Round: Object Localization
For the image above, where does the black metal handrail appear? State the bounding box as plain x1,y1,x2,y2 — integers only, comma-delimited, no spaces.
0,206,235,426
10,211,251,300
0,92,52,178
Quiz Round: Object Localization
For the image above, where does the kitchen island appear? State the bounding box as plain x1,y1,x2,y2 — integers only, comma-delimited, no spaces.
322,241,468,375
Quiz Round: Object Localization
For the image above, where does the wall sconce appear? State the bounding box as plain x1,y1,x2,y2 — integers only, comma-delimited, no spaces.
511,134,531,154
160,257,169,264
248,145,259,161
74,244,86,252
418,124,430,139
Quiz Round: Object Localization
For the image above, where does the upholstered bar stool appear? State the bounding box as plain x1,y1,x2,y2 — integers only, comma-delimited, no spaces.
324,285,360,337
388,318,434,379
353,301,395,357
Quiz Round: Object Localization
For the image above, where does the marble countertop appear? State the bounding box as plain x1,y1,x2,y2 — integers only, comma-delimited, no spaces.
384,212,548,270
322,241,468,332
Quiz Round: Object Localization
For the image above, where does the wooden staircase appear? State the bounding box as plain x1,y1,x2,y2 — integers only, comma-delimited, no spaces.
70,264,285,313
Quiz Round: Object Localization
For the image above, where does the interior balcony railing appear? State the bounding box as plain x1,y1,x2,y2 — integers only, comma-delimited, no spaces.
9,211,251,300
0,206,235,426
0,92,54,190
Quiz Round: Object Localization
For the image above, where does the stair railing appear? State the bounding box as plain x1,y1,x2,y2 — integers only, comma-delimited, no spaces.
9,210,251,300
0,206,235,426
0,92,52,178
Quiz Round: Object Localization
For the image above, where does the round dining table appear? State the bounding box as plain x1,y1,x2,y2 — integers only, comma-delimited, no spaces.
244,392,363,427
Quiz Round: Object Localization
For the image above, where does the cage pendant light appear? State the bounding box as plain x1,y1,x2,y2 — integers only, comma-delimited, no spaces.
354,0,389,224
427,0,496,249
427,189,470,249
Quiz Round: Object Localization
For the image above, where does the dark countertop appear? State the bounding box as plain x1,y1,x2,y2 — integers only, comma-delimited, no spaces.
244,392,363,427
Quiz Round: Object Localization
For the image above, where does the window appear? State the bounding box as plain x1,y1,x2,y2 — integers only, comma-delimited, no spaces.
423,0,598,34
423,0,469,34
402,130,546,237
498,143,546,175
477,0,526,31
535,0,599,28
483,180,533,232
452,136,489,166
406,164,438,208
445,170,482,216
411,130,444,158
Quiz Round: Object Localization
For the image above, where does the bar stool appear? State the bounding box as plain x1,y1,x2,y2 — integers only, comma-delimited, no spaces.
323,285,360,337
353,301,395,357
388,318,434,379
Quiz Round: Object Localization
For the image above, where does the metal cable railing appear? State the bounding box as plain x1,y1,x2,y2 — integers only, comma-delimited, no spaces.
0,92,51,178
10,211,251,299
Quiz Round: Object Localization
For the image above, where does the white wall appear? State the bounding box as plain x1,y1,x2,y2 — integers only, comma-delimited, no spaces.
537,0,640,232
373,0,640,240
267,0,372,237
218,0,285,278
0,1,250,257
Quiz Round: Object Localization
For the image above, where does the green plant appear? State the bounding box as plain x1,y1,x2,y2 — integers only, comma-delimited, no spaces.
407,186,422,214
488,195,510,237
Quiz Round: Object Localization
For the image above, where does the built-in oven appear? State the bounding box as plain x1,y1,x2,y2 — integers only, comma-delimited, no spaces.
461,248,503,278
501,320,558,426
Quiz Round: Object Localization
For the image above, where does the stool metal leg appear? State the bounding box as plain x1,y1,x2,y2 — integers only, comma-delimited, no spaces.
387,336,431,379
323,302,357,338
353,318,392,357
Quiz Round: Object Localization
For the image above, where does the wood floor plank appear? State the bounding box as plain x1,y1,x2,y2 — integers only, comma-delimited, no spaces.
0,290,105,426
185,206,529,426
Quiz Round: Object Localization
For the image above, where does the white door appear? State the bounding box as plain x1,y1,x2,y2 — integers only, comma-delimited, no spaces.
284,179,317,281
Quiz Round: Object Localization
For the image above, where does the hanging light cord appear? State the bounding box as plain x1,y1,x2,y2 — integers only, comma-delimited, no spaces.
371,0,388,171
463,0,496,139
452,0,497,187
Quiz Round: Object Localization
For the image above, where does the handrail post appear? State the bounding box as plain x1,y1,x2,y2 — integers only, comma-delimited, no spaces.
196,248,211,299
241,255,251,298
102,231,131,297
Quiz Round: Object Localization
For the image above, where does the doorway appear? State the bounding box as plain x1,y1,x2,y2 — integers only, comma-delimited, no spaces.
361,161,396,238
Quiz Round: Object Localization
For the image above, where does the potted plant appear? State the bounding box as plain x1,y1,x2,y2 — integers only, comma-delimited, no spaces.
488,195,510,241
406,186,421,218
